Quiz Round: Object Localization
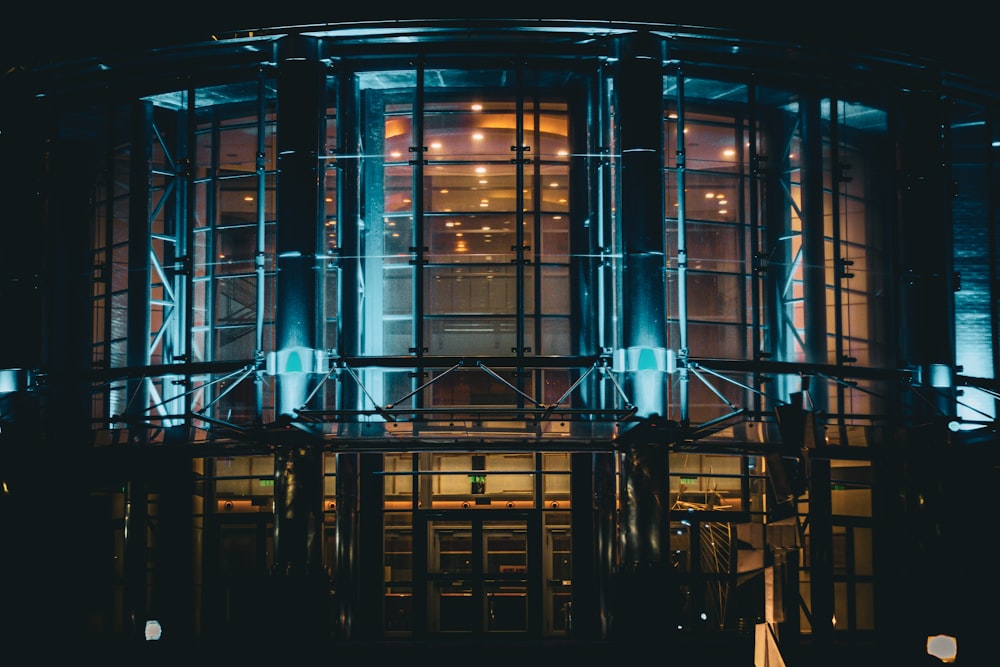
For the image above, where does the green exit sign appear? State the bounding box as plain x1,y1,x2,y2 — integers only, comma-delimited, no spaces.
259,478,274,487
680,477,697,485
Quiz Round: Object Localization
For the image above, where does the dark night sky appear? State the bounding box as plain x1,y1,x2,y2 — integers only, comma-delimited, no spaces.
1,3,997,88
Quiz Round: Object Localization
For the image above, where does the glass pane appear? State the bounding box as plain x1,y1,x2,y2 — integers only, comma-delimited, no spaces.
666,219,746,273
486,586,527,631
425,264,517,313
484,521,527,574
669,452,744,510
853,526,873,576
831,487,871,517
429,521,472,573
426,214,518,264
385,520,413,583
854,582,875,630
542,472,570,507
385,587,413,631
424,318,517,356
424,108,516,163
673,272,746,322
435,585,475,632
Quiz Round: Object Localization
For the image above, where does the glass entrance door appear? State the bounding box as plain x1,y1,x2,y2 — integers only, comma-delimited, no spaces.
427,513,530,635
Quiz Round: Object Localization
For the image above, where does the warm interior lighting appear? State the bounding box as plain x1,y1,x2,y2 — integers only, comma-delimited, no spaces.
927,635,958,662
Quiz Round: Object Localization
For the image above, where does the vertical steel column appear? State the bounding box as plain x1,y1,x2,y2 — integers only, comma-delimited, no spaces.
828,99,847,435
412,61,426,365
569,452,599,638
876,89,959,660
568,82,601,421
514,66,529,396
332,62,364,642
617,34,668,419
337,69,362,398
126,100,154,438
124,100,154,638
34,133,100,646
897,93,957,414
148,450,195,640
613,35,674,644
592,451,618,638
748,78,765,417
674,70,690,424
806,456,833,651
255,68,269,418
799,95,829,412
270,35,328,643
274,40,322,420
356,452,385,639
798,95,835,652
762,110,795,370
335,453,360,639
616,441,677,641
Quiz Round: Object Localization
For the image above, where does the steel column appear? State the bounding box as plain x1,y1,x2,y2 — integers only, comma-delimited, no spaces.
270,35,329,642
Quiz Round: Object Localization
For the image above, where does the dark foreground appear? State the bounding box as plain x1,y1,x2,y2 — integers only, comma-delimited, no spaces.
49,635,971,667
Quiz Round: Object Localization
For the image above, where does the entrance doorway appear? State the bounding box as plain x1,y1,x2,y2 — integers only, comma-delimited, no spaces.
425,511,533,635
379,451,574,638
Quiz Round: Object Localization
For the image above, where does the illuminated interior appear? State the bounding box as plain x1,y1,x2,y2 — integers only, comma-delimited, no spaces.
1,19,995,661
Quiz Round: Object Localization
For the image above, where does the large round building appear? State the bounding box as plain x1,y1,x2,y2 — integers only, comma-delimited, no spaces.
1,15,996,665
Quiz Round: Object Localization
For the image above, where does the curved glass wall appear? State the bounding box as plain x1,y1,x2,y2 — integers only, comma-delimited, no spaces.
77,47,896,640
11,23,992,649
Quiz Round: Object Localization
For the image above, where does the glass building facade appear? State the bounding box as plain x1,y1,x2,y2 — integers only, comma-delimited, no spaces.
1,19,996,664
